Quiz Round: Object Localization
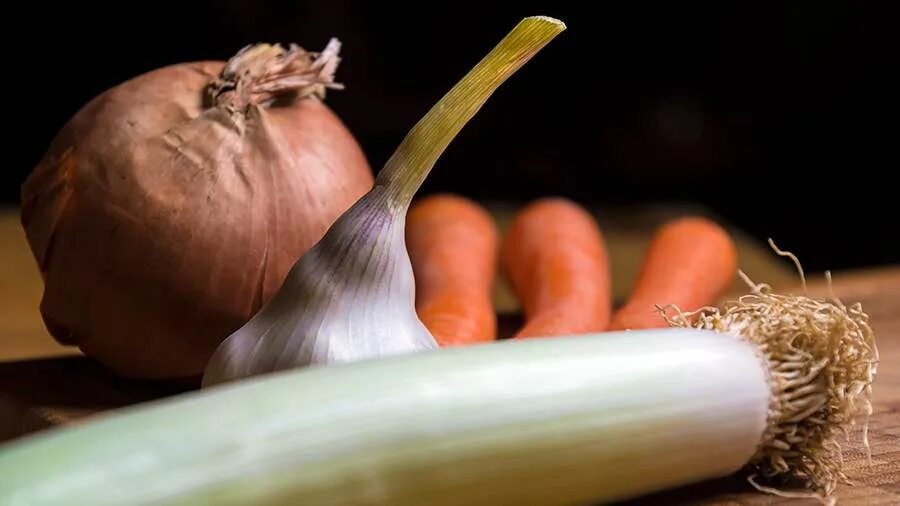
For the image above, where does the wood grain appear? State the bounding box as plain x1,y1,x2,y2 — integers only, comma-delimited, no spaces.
0,210,78,361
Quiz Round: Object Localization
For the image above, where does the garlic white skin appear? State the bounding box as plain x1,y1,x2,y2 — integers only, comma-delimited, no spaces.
203,17,567,387
203,187,434,386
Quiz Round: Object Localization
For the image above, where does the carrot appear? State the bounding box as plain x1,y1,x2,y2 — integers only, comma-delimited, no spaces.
406,193,499,346
608,217,738,331
501,198,611,338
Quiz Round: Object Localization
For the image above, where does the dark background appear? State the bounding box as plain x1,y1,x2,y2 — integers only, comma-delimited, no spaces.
6,1,894,271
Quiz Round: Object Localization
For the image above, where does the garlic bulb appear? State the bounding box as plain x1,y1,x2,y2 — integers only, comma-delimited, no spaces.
203,17,567,387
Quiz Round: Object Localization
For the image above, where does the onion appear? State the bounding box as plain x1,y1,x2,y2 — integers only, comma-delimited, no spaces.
20,39,374,379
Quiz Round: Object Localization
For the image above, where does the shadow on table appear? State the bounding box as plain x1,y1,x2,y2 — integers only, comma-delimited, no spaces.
0,356,197,441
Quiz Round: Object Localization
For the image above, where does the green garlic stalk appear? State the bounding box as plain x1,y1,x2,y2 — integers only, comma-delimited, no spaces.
203,16,566,387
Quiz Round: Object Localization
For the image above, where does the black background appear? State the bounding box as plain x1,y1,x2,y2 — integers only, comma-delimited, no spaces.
5,1,895,271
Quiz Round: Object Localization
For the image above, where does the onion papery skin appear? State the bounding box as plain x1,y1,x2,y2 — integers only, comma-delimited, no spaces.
21,47,374,379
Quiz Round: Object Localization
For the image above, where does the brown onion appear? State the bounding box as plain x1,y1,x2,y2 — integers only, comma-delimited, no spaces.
21,39,374,379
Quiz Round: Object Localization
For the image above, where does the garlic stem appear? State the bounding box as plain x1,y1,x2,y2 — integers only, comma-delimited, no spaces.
378,16,565,206
202,17,565,387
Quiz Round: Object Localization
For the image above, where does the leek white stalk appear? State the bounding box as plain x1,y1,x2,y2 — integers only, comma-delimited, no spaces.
0,329,776,506
202,16,566,387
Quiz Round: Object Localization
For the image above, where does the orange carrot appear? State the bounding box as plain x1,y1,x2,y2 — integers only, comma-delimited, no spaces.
406,194,499,346
501,198,611,338
609,217,738,331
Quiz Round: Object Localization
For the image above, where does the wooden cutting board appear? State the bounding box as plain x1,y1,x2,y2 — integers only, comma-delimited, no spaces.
1,206,898,504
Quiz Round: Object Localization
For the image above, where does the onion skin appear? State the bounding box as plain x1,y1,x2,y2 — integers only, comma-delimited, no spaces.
21,46,373,379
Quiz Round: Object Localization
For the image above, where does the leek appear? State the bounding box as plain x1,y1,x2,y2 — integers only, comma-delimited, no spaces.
0,330,772,505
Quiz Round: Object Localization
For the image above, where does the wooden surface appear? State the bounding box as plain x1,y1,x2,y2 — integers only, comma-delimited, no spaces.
1,206,898,504
0,212,76,361
0,205,798,361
